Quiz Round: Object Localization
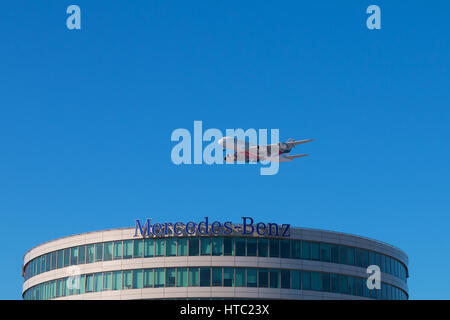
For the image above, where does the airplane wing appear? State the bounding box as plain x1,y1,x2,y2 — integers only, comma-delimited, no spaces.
248,139,314,153
283,154,309,160
261,154,308,162
288,139,314,146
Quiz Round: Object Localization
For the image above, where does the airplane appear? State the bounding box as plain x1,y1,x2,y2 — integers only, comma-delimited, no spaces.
218,137,314,163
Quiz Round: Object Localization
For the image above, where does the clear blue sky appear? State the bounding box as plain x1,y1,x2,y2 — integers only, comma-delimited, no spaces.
0,1,449,300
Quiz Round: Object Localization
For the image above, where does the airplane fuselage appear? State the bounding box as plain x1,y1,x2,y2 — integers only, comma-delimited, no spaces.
218,136,293,162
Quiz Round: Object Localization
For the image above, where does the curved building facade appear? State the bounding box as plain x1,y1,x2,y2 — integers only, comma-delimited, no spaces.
22,221,409,300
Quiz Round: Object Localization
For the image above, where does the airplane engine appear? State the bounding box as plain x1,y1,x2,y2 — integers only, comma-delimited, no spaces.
224,153,237,163
279,142,289,151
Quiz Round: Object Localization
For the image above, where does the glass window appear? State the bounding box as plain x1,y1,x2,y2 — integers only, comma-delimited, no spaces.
33,259,37,277
112,271,122,290
247,238,257,256
47,282,52,299
258,269,268,288
223,238,234,256
291,240,301,259
339,246,348,264
188,238,199,256
123,270,132,289
381,255,386,273
133,240,143,258
292,270,301,289
155,239,165,257
57,250,63,268
355,277,364,296
104,242,113,261
269,269,280,288
258,238,268,257
144,239,154,257
322,273,331,292
113,241,122,259
68,276,77,296
269,239,279,258
200,267,211,287
212,268,222,286
43,283,50,299
94,273,103,292
103,272,112,290
330,245,339,263
311,272,321,291
280,239,290,258
302,271,311,290
355,248,363,267
86,274,94,292
29,260,33,278
320,243,330,262
235,238,246,256
39,283,44,299
363,278,370,297
369,251,375,266
189,268,199,286
78,246,85,264
95,243,103,262
362,249,369,268
154,268,165,288
46,253,51,271
79,275,85,294
392,260,397,277
144,269,153,288
42,255,48,274
166,238,177,256
223,268,234,287
311,242,320,261
37,256,42,275
32,260,36,277
30,261,36,279
63,248,70,267
395,260,400,277
331,274,339,293
87,244,95,263
40,255,45,274
247,268,257,288
177,268,188,287
51,251,57,270
347,247,355,265
375,253,381,270
132,269,142,289
387,257,392,274
56,280,62,297
177,238,187,256
123,240,133,259
339,275,348,294
62,278,68,297
165,268,176,287
235,268,245,287
40,255,47,273
301,241,311,260
212,237,223,256
370,284,378,299
281,270,290,289
201,238,211,255
348,276,355,296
